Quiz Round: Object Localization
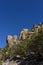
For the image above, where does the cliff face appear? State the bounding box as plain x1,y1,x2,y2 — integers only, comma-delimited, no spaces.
6,23,43,47
19,29,34,40
7,35,18,47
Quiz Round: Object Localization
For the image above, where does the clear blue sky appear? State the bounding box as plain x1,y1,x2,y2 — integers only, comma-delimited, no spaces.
0,0,43,48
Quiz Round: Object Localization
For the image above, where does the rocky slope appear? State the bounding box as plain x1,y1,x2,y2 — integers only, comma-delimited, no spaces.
0,23,43,65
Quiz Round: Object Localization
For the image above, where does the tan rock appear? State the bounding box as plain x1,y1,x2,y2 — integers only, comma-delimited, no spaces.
7,35,13,43
7,35,18,46
42,24,43,28
19,29,29,40
13,35,17,43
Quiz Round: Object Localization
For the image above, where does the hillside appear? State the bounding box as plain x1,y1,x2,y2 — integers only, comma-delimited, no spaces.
0,23,43,65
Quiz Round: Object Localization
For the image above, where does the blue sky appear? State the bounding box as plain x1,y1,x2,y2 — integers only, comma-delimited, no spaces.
0,0,43,48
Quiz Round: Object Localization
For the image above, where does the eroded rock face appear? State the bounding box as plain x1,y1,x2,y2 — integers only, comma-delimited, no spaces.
13,35,18,44
7,35,18,47
19,29,29,40
6,23,43,46
33,24,43,33
7,35,13,43
19,29,34,40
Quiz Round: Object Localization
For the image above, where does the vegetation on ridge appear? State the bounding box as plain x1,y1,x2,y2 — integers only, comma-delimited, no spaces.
0,24,43,65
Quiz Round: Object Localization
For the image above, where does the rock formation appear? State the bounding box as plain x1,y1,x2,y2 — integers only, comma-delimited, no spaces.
2,23,43,65
6,23,43,47
33,23,43,33
7,35,18,47
19,29,29,39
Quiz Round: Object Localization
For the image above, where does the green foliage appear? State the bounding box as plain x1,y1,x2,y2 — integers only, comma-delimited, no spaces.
0,28,43,63
28,30,43,54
